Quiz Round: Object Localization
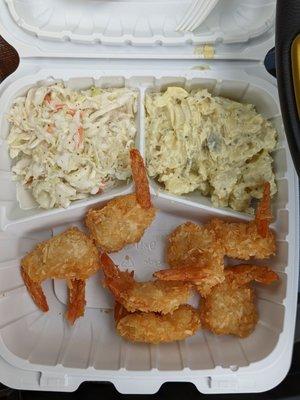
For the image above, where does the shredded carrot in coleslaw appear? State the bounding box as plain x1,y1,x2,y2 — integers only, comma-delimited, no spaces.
7,83,138,209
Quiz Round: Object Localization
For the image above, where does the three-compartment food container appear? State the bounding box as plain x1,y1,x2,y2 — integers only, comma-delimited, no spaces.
0,0,299,395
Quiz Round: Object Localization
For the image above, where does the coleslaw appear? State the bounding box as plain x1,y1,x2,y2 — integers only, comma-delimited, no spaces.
7,83,138,209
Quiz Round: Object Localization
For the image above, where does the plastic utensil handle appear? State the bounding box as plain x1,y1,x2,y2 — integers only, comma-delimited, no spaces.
275,0,300,177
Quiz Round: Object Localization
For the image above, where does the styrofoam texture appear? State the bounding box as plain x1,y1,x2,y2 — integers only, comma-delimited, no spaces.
0,0,275,61
0,65,298,394
5,0,275,47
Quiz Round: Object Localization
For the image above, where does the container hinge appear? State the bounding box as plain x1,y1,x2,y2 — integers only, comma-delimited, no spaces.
40,372,68,388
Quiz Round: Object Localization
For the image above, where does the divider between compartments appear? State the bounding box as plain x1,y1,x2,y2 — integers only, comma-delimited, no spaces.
138,85,146,158
139,80,161,198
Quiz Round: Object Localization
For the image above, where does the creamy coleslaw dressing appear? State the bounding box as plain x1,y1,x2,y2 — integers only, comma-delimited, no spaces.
146,87,277,213
7,83,138,209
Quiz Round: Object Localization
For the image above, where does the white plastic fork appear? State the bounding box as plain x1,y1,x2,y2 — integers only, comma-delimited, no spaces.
176,0,219,32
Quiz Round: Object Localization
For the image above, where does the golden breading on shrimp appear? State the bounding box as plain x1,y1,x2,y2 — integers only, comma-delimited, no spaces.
100,253,191,314
86,194,155,253
208,219,275,260
201,282,258,338
166,222,225,296
166,222,222,267
208,182,276,260
86,149,156,253
200,265,279,338
21,227,100,324
115,303,201,344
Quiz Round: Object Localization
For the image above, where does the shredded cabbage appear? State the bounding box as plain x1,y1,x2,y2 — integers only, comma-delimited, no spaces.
7,83,138,209
145,87,277,213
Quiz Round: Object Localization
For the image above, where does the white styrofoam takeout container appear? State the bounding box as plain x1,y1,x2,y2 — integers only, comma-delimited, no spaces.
0,0,298,395
5,0,275,48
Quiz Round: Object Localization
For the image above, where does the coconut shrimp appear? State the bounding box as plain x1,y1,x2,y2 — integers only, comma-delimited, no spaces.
85,149,156,253
200,265,279,338
100,253,192,314
166,182,274,264
164,182,275,296
21,227,101,324
115,303,201,344
165,222,225,296
208,182,276,260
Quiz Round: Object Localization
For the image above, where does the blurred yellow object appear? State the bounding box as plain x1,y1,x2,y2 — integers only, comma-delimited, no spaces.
292,34,300,117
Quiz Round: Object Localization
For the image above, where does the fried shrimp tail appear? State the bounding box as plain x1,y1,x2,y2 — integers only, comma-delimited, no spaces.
114,301,129,323
21,267,49,312
86,149,156,252
115,303,201,344
130,148,152,209
21,227,100,324
154,264,213,282
200,265,279,338
66,279,86,325
255,182,272,237
154,263,224,297
225,264,279,287
100,253,191,314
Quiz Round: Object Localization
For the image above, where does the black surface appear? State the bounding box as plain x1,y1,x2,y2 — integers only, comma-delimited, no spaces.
264,48,276,78
275,0,300,177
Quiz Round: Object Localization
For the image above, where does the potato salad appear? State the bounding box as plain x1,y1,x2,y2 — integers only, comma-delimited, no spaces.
145,87,277,213
7,83,137,209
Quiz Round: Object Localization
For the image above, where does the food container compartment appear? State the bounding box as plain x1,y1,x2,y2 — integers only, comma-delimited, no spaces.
0,66,298,394
0,193,288,368
0,70,289,228
143,76,287,216
5,0,275,47
0,75,143,228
